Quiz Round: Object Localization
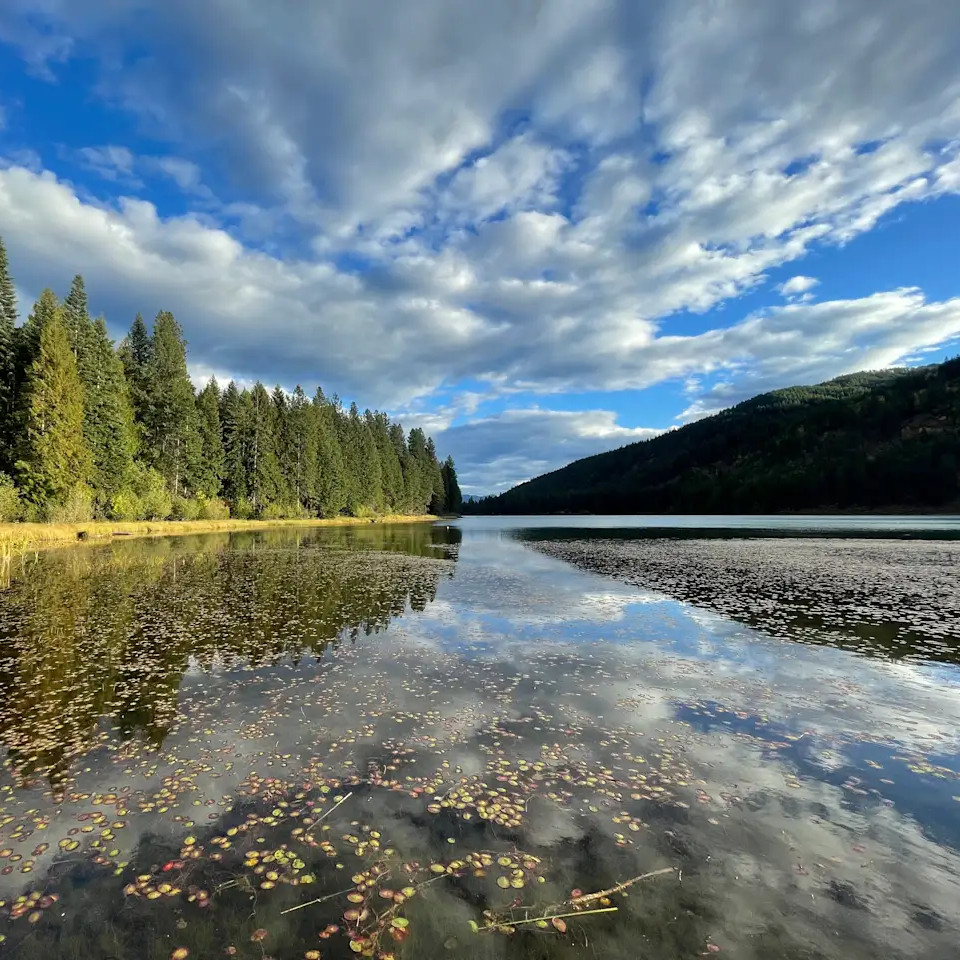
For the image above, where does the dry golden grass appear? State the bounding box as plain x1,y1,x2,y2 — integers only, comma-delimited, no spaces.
0,514,437,550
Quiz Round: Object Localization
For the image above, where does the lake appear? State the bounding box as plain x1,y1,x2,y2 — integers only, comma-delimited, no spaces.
0,516,959,959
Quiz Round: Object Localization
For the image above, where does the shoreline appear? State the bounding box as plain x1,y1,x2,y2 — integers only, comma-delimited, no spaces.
0,514,438,550
465,506,960,517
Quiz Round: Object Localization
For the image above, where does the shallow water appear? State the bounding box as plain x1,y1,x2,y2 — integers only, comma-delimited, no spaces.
0,518,958,959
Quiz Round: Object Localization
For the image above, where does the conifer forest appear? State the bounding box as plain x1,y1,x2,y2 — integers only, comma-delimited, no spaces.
0,236,462,523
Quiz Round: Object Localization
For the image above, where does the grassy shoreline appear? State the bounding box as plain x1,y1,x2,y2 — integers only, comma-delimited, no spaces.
0,514,438,550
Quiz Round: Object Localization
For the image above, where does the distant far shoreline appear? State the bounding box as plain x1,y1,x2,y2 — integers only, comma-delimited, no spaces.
0,514,437,550
465,505,960,517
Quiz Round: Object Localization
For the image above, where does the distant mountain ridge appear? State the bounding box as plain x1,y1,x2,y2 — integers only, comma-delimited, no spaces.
467,358,960,515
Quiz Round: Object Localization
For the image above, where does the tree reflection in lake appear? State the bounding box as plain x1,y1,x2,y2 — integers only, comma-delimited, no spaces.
0,524,460,794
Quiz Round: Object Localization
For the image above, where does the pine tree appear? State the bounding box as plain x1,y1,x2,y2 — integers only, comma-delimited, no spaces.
270,385,293,505
63,274,92,365
288,385,319,509
62,280,133,505
15,305,92,507
220,381,249,504
407,427,433,512
118,313,153,427
425,437,445,514
441,455,462,514
196,377,225,499
83,317,136,500
0,237,18,466
247,382,282,510
367,411,403,511
143,311,201,497
313,388,347,517
341,402,381,514
390,422,416,513
17,288,60,379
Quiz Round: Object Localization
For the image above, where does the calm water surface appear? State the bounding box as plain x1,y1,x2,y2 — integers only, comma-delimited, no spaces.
0,518,958,959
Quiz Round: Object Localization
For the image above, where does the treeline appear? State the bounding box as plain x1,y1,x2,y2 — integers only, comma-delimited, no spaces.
468,358,960,515
0,236,462,522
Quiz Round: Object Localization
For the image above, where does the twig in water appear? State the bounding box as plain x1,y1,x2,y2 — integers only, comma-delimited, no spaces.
313,790,353,824
488,906,619,929
568,867,675,905
281,886,355,915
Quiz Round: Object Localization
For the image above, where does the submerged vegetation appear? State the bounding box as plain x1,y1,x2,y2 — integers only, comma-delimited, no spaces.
0,236,462,524
469,359,960,515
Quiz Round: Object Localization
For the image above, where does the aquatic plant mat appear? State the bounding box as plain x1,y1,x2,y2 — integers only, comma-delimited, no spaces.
528,535,960,659
0,522,958,959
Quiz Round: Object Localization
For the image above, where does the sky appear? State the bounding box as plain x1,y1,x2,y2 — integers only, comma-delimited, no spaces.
1,1,959,495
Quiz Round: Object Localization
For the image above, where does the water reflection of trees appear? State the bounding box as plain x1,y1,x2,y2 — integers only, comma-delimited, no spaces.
0,524,460,790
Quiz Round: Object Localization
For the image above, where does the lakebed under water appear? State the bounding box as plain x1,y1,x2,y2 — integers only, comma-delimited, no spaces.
0,516,958,959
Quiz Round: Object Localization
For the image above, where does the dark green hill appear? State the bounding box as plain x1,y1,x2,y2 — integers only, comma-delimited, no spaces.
468,358,960,514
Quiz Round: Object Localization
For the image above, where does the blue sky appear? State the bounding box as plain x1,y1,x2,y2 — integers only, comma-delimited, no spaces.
1,1,960,494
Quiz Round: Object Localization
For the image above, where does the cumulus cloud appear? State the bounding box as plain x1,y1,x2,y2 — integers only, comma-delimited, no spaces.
432,409,664,495
1,0,960,488
779,275,819,298
678,290,960,419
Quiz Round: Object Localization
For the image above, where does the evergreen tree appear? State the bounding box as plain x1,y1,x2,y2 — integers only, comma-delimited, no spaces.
367,410,403,511
342,402,382,513
143,311,202,497
63,274,92,364
407,428,433,512
220,381,249,504
313,388,347,517
270,385,293,505
331,396,358,510
0,238,18,466
390,422,416,513
83,317,136,500
196,377,225,499
425,437,445,514
59,280,133,502
118,313,153,426
17,288,60,378
246,382,282,510
14,305,92,506
441,455,462,514
288,385,319,509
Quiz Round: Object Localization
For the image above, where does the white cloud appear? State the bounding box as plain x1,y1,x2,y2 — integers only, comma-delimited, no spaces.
142,156,206,194
433,408,664,494
76,144,138,183
678,289,960,419
779,275,819,297
438,133,571,228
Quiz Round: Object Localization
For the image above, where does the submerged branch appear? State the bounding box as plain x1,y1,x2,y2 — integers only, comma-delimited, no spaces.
568,866,675,906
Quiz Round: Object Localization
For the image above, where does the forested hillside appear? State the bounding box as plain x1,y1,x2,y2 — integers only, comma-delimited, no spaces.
468,360,960,514
0,236,461,522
